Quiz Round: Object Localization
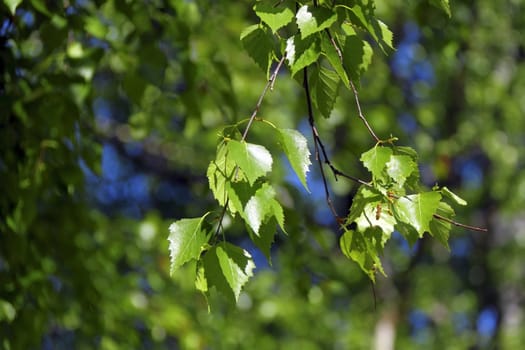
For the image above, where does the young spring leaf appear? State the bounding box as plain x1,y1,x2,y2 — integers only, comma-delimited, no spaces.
321,35,350,88
201,243,255,305
226,180,255,216
338,4,394,54
207,143,238,207
428,202,455,249
346,185,383,224
429,0,451,17
248,217,279,263
241,24,276,78
340,227,386,282
285,34,321,76
254,1,295,33
342,25,373,83
309,65,341,119
168,214,211,273
441,186,467,206
386,154,417,187
278,128,311,191
227,140,273,186
360,145,393,181
394,192,442,236
243,183,284,235
354,201,396,241
296,5,337,39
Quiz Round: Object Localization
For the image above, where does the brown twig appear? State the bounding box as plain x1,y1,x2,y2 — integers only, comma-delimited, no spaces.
433,213,488,232
241,57,285,141
325,29,381,143
303,67,341,221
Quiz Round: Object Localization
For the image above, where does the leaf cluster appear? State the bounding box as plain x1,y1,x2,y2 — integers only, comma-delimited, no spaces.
168,0,470,308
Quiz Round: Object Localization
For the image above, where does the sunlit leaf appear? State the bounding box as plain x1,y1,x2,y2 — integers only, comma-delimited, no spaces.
346,185,382,224
386,155,417,187
244,183,284,235
227,140,272,186
168,214,211,273
296,5,337,39
201,243,255,304
360,146,393,181
285,34,321,76
4,0,22,15
340,227,385,282
207,143,238,206
254,1,295,33
394,192,442,235
354,201,396,241
278,128,311,191
442,186,467,206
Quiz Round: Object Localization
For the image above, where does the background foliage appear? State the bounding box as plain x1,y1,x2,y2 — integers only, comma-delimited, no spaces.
1,0,524,349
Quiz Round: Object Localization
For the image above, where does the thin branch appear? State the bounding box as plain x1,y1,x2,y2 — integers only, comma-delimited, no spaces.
322,29,486,232
215,57,286,237
303,66,341,222
241,57,285,141
349,80,381,142
325,29,381,143
433,213,488,232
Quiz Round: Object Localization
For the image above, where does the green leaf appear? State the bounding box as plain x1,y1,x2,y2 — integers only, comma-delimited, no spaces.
360,146,393,181
309,65,341,119
244,183,284,235
394,192,442,236
342,26,373,83
168,214,211,274
285,34,321,77
226,180,255,216
338,4,394,53
394,145,419,161
207,143,238,207
241,24,275,77
346,185,382,224
429,202,455,249
321,35,350,88
386,155,417,187
249,217,278,263
354,201,396,241
395,221,420,247
4,0,22,15
278,128,311,191
296,5,337,39
429,0,451,17
254,1,295,33
201,243,255,304
442,186,467,206
227,140,273,186
340,227,385,282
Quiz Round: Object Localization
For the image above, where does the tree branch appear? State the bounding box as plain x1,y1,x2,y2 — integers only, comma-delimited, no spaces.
325,29,381,143
215,57,286,237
